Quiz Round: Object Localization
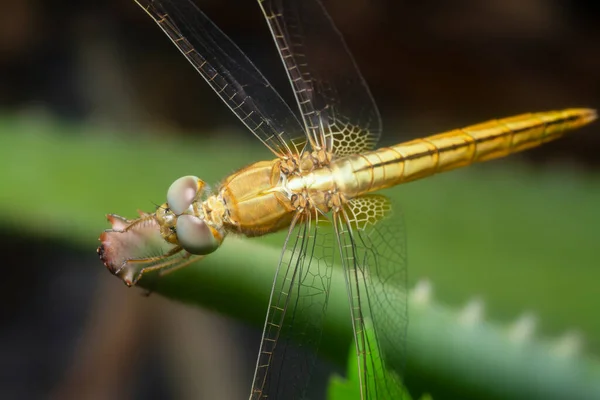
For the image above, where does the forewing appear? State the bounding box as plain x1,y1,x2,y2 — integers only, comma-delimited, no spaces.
135,0,306,158
251,210,335,399
334,195,408,399
258,0,382,156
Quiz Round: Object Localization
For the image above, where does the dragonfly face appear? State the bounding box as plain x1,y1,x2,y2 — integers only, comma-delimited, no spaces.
98,0,595,399
99,174,225,287
157,175,222,255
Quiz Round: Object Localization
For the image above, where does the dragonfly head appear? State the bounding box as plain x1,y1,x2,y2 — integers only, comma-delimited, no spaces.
156,175,221,255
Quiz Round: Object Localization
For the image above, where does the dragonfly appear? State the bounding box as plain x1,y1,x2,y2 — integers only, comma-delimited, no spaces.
98,0,596,398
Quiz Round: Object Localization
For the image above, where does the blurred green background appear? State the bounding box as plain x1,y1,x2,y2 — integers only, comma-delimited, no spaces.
0,1,598,399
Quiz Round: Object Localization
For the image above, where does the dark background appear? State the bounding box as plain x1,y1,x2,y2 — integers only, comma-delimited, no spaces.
0,1,598,399
2,0,599,154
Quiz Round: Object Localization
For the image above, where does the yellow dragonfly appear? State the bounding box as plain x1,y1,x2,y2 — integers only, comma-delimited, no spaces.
98,0,596,398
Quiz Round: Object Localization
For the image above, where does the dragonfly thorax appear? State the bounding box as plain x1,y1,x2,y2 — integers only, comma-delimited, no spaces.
298,148,333,174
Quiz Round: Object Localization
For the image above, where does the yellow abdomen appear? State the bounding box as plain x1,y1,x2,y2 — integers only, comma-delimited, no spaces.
331,108,596,197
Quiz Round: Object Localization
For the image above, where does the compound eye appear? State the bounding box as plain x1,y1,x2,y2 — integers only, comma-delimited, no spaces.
176,214,219,255
167,176,202,215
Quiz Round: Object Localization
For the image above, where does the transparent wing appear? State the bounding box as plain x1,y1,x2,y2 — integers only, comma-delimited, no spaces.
251,209,335,399
333,194,408,399
135,0,306,158
98,212,202,286
258,0,382,156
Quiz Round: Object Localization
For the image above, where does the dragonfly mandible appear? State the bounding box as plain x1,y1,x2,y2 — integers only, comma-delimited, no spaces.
98,0,596,399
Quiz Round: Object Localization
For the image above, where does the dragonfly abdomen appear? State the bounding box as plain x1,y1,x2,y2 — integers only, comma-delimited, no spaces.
341,108,595,196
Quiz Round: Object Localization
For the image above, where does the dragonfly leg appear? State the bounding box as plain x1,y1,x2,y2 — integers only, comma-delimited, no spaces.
115,245,186,286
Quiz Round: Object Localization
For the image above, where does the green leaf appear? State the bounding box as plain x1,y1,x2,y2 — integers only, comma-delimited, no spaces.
327,323,414,400
2,115,600,400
